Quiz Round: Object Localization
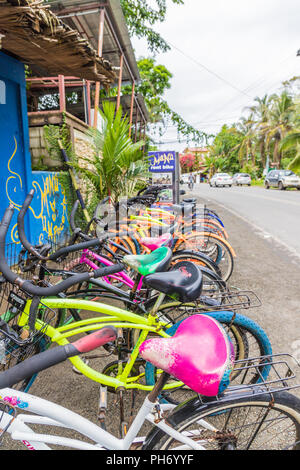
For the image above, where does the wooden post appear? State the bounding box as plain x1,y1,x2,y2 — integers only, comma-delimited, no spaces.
128,81,135,138
93,8,105,129
58,75,66,112
116,54,124,111
134,108,139,143
86,80,91,126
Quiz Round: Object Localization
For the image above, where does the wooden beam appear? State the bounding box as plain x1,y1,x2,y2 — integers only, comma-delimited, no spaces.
116,54,124,111
128,81,135,138
58,75,66,112
93,8,105,129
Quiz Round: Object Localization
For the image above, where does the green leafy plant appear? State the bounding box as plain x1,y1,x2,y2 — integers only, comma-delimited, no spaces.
121,0,184,54
69,101,147,203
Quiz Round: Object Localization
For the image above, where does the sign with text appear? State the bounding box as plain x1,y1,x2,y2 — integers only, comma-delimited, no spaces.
148,151,179,203
148,151,176,173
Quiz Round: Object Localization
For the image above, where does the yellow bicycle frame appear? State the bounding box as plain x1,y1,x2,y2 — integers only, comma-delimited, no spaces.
17,296,183,392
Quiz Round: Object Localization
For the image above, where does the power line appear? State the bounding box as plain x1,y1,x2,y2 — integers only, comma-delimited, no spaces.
167,40,253,99
190,53,296,126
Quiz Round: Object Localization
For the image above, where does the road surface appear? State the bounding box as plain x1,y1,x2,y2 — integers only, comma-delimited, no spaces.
191,183,300,259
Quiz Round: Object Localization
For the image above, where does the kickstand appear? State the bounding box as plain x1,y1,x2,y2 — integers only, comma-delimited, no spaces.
118,388,128,438
98,385,107,430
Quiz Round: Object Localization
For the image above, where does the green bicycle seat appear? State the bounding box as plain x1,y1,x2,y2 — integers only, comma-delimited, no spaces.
123,247,172,276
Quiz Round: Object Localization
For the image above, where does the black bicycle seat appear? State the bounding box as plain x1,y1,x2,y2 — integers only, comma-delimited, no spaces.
144,261,203,302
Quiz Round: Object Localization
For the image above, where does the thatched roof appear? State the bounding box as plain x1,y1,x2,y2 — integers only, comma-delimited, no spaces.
0,0,116,86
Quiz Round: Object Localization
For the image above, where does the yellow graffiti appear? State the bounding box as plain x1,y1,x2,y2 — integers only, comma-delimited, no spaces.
11,223,20,245
151,152,174,166
6,137,23,209
5,137,68,244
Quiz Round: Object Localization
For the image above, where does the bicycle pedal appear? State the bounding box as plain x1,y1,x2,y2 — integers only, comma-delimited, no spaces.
72,357,89,375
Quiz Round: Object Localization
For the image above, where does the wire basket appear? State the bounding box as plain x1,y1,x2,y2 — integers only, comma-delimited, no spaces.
156,289,262,326
0,244,60,376
198,353,300,406
197,288,262,311
0,399,17,444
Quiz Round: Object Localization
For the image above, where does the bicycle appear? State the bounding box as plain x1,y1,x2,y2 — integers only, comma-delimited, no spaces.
0,204,272,403
0,321,299,450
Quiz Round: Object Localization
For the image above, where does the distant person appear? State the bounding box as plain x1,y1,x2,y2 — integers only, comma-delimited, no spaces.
188,173,194,190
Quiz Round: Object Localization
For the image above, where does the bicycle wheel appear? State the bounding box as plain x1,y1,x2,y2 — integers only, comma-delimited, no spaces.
175,233,234,281
144,391,300,450
170,249,222,279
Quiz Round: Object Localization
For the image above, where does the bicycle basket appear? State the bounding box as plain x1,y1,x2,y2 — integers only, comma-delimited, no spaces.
0,244,58,373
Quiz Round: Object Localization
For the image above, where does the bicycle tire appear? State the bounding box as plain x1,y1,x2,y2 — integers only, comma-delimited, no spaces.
143,390,300,450
174,233,235,281
170,249,222,279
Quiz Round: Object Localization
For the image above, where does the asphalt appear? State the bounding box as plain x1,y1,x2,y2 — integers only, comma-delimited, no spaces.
193,183,300,261
3,186,300,449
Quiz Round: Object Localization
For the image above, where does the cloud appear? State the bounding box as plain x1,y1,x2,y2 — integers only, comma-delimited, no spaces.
132,0,300,150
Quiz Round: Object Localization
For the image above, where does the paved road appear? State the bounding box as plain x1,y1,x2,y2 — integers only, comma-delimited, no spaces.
191,183,300,259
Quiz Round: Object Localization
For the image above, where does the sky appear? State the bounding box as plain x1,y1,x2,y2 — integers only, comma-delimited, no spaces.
131,0,300,152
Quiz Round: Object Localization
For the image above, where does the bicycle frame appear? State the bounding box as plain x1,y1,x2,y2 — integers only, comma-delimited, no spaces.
79,249,139,290
0,387,203,450
16,295,183,392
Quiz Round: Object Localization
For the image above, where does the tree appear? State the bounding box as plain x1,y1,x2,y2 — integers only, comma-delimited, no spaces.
208,125,244,175
122,57,208,144
280,129,300,174
264,90,297,165
247,94,275,167
120,0,184,54
236,115,256,166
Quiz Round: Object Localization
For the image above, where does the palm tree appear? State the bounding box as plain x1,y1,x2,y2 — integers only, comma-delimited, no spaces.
280,129,300,174
264,90,297,165
70,101,147,203
247,94,275,167
236,115,256,166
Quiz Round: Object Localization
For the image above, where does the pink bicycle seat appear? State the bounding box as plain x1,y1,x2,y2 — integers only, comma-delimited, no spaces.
140,233,173,251
139,315,234,396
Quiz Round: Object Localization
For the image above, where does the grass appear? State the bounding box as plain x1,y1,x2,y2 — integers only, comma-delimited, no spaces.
251,179,264,187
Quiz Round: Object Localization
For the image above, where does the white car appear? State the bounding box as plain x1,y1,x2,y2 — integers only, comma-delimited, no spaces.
209,173,233,187
233,173,251,186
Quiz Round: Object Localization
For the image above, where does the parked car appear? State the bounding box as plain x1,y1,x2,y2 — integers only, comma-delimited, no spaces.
233,173,251,186
264,169,300,190
209,173,233,187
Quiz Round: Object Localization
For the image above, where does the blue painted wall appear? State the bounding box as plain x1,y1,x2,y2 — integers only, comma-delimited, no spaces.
0,52,69,252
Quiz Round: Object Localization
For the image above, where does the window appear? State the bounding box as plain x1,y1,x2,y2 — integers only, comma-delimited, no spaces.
0,80,6,104
279,170,294,176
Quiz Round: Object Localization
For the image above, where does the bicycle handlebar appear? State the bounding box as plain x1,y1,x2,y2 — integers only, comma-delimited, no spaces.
17,190,49,261
0,326,117,389
0,205,125,297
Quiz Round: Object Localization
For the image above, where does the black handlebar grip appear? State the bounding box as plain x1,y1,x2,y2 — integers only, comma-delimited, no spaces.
70,200,80,232
17,190,48,261
0,205,18,284
17,190,34,251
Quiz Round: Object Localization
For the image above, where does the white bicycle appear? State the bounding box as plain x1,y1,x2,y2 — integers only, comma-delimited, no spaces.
1,320,300,450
